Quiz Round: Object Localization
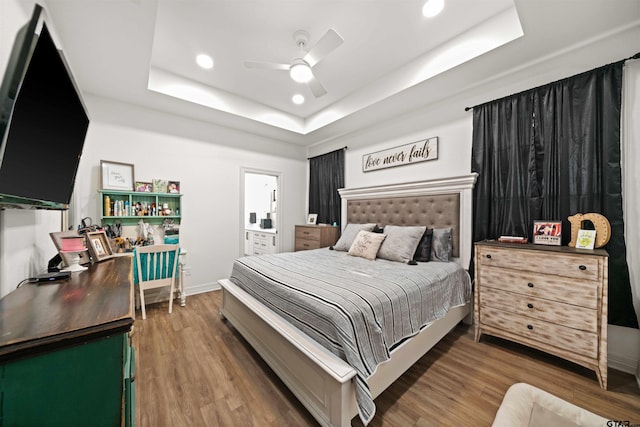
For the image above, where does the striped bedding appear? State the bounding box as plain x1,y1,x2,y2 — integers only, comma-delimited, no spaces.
230,248,471,424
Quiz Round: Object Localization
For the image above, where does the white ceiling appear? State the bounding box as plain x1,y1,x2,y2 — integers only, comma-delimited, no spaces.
41,0,640,146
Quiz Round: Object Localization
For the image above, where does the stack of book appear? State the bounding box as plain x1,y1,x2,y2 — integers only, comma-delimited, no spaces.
497,236,528,244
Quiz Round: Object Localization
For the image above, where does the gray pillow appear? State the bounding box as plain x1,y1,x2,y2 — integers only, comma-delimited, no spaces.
431,227,453,262
333,223,377,251
377,225,427,263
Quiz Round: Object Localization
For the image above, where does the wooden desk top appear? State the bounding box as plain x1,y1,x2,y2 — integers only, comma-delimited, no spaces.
0,256,134,362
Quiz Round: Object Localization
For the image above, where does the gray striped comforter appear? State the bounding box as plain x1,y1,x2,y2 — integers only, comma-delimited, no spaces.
230,248,471,425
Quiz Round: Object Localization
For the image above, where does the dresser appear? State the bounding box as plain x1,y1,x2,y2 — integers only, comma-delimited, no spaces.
474,241,608,389
0,257,135,426
295,224,340,251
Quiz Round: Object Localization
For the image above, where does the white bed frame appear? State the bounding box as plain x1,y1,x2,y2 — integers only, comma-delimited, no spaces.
219,174,478,426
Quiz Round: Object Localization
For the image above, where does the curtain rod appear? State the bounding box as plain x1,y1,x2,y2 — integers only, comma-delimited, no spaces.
307,146,347,160
463,51,640,112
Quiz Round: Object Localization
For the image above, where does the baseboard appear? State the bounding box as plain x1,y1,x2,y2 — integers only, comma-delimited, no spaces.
608,352,639,375
185,281,220,296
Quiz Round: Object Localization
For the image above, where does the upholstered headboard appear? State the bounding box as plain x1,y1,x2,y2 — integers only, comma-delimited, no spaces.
338,175,478,266
345,194,460,258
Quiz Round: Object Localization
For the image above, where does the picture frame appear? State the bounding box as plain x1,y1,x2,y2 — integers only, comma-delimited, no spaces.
168,181,180,194
533,220,562,246
153,179,168,194
307,214,318,225
135,181,152,192
101,160,134,191
575,229,596,250
86,230,114,262
50,231,91,267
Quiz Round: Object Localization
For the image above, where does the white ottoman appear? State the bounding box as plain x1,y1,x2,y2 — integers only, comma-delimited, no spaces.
492,383,609,427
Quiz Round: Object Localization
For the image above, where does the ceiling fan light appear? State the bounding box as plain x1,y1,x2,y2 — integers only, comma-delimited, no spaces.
422,0,444,17
290,62,313,83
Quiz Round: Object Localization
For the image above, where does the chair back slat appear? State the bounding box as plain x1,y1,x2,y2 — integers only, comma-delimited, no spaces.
133,244,180,285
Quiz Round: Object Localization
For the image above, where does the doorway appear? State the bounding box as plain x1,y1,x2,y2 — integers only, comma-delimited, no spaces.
240,168,281,256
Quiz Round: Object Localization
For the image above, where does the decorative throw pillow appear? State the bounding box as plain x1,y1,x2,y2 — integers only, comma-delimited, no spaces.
431,227,453,262
333,223,377,251
348,230,386,261
377,225,427,263
413,228,434,262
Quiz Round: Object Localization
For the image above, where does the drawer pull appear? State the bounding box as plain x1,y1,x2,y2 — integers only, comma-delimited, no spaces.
303,231,310,234
486,254,492,259
579,265,587,271
527,324,533,330
527,282,534,288
527,303,534,309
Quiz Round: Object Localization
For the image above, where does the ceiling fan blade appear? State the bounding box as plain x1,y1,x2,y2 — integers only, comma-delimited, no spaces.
307,74,327,98
304,29,344,67
243,60,289,71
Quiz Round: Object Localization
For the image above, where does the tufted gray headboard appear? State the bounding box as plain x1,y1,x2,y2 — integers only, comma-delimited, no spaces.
345,194,460,258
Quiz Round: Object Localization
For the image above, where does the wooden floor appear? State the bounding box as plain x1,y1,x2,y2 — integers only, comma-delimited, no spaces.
132,291,640,427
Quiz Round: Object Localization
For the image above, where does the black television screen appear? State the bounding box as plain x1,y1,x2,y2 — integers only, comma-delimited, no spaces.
0,6,89,209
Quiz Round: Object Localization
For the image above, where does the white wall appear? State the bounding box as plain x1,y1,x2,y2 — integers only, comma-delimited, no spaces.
71,95,306,295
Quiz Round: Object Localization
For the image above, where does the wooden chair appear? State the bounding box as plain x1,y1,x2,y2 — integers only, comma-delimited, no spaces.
133,244,180,320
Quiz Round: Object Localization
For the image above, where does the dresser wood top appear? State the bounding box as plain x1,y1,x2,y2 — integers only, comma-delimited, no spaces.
475,240,608,257
0,256,134,361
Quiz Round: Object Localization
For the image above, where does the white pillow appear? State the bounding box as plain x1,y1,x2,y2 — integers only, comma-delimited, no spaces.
348,230,386,261
377,225,427,263
333,223,377,251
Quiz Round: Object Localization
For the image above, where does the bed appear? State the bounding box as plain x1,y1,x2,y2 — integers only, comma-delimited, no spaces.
219,174,478,426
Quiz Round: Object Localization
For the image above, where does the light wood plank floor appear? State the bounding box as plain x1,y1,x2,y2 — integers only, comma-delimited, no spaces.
132,291,640,426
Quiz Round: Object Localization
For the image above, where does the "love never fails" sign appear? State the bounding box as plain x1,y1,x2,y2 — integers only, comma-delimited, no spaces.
362,137,438,172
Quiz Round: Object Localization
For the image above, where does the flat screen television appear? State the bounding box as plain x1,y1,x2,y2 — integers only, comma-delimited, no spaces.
0,5,89,210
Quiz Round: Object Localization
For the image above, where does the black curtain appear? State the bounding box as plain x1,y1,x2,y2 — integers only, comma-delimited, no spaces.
471,61,638,328
309,148,344,226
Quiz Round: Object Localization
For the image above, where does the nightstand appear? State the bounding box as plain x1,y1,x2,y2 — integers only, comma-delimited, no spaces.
295,225,339,251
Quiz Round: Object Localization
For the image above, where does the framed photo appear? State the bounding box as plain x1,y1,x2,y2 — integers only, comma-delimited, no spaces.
307,214,318,225
153,179,168,193
575,229,596,250
168,181,180,194
135,181,152,192
533,220,562,246
50,231,91,267
86,230,114,262
101,160,134,191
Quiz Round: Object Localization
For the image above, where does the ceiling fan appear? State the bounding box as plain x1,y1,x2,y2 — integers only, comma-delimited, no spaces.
244,29,344,98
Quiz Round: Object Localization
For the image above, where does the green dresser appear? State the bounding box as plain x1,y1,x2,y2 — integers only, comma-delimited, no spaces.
0,256,135,426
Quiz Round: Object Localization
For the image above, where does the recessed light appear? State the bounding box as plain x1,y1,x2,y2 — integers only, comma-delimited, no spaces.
292,94,305,105
422,0,444,17
196,54,214,69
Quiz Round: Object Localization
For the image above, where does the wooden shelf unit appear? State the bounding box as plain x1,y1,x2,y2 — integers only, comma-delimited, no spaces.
99,189,182,225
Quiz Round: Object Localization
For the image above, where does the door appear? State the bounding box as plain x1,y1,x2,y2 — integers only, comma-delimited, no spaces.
241,169,281,256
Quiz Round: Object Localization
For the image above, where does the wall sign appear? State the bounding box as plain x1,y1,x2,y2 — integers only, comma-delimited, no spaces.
362,137,438,172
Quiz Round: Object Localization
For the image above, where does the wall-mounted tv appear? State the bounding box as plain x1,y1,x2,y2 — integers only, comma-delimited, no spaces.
0,5,89,210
